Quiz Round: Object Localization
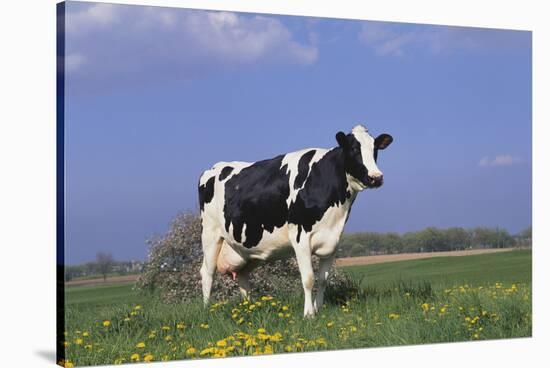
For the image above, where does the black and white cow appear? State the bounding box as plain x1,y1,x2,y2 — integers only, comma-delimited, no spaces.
198,125,393,316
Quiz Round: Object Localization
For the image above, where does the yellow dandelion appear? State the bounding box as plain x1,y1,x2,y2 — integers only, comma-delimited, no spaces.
186,347,197,355
326,321,334,327
82,332,89,337
134,305,142,310
65,361,74,368
102,320,111,327
282,305,289,311
200,323,209,329
136,342,146,348
264,344,274,354
421,303,429,312
258,333,270,341
216,339,227,347
74,338,83,345
161,326,170,331
130,353,140,361
200,347,214,356
177,323,185,329
143,354,153,362
164,335,173,342
388,313,400,320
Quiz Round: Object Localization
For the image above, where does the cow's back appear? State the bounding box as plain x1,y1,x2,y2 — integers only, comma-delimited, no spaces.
199,148,330,253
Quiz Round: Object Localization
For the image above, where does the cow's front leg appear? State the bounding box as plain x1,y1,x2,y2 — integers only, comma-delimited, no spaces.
292,235,315,317
314,254,335,312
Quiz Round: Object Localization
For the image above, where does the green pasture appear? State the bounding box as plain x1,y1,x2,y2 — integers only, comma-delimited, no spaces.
61,250,532,367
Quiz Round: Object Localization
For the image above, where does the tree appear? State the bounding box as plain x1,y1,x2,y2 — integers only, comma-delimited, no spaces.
96,252,115,282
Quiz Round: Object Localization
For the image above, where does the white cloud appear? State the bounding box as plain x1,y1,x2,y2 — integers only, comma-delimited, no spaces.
479,155,522,167
358,21,529,57
64,3,318,90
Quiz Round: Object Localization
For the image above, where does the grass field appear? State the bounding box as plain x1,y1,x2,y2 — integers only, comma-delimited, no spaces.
61,250,532,367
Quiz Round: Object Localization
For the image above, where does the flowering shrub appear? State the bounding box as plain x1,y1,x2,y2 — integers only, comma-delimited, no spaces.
135,212,359,303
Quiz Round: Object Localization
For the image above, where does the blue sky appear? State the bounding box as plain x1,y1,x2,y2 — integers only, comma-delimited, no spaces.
63,1,532,264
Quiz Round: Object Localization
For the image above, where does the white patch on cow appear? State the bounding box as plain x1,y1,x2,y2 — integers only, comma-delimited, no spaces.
310,196,353,257
351,124,383,178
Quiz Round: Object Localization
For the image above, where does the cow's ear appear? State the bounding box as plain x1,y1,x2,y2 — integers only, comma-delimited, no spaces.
336,132,348,148
375,134,393,150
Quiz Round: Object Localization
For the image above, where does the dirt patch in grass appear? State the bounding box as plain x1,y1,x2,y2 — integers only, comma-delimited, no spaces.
335,248,515,267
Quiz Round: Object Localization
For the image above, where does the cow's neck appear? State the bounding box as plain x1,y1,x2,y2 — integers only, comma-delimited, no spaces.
332,146,365,194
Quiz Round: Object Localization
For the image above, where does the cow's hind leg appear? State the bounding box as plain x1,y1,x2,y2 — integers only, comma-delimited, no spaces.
314,254,335,312
237,270,251,301
200,230,223,306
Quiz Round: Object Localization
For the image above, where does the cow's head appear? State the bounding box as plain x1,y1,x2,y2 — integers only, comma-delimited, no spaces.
336,125,393,190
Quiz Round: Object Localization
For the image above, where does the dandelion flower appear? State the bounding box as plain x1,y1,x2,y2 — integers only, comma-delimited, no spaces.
143,354,154,362
136,342,146,348
326,321,334,327
102,320,111,327
74,338,83,345
186,347,197,355
130,353,140,361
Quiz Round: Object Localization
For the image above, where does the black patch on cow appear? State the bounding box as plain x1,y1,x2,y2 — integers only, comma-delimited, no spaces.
373,148,379,163
223,155,290,248
219,166,234,181
289,148,349,242
294,149,316,189
198,176,215,212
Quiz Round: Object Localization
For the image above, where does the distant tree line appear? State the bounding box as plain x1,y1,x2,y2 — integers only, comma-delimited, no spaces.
65,252,144,282
336,226,532,258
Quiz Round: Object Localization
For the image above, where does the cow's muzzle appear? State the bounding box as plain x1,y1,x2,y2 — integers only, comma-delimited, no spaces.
366,174,383,188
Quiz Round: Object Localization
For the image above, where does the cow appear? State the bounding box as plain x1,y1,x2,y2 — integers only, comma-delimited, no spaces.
198,125,393,316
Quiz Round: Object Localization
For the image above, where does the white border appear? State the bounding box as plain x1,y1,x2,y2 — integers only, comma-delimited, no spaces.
1,0,548,367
